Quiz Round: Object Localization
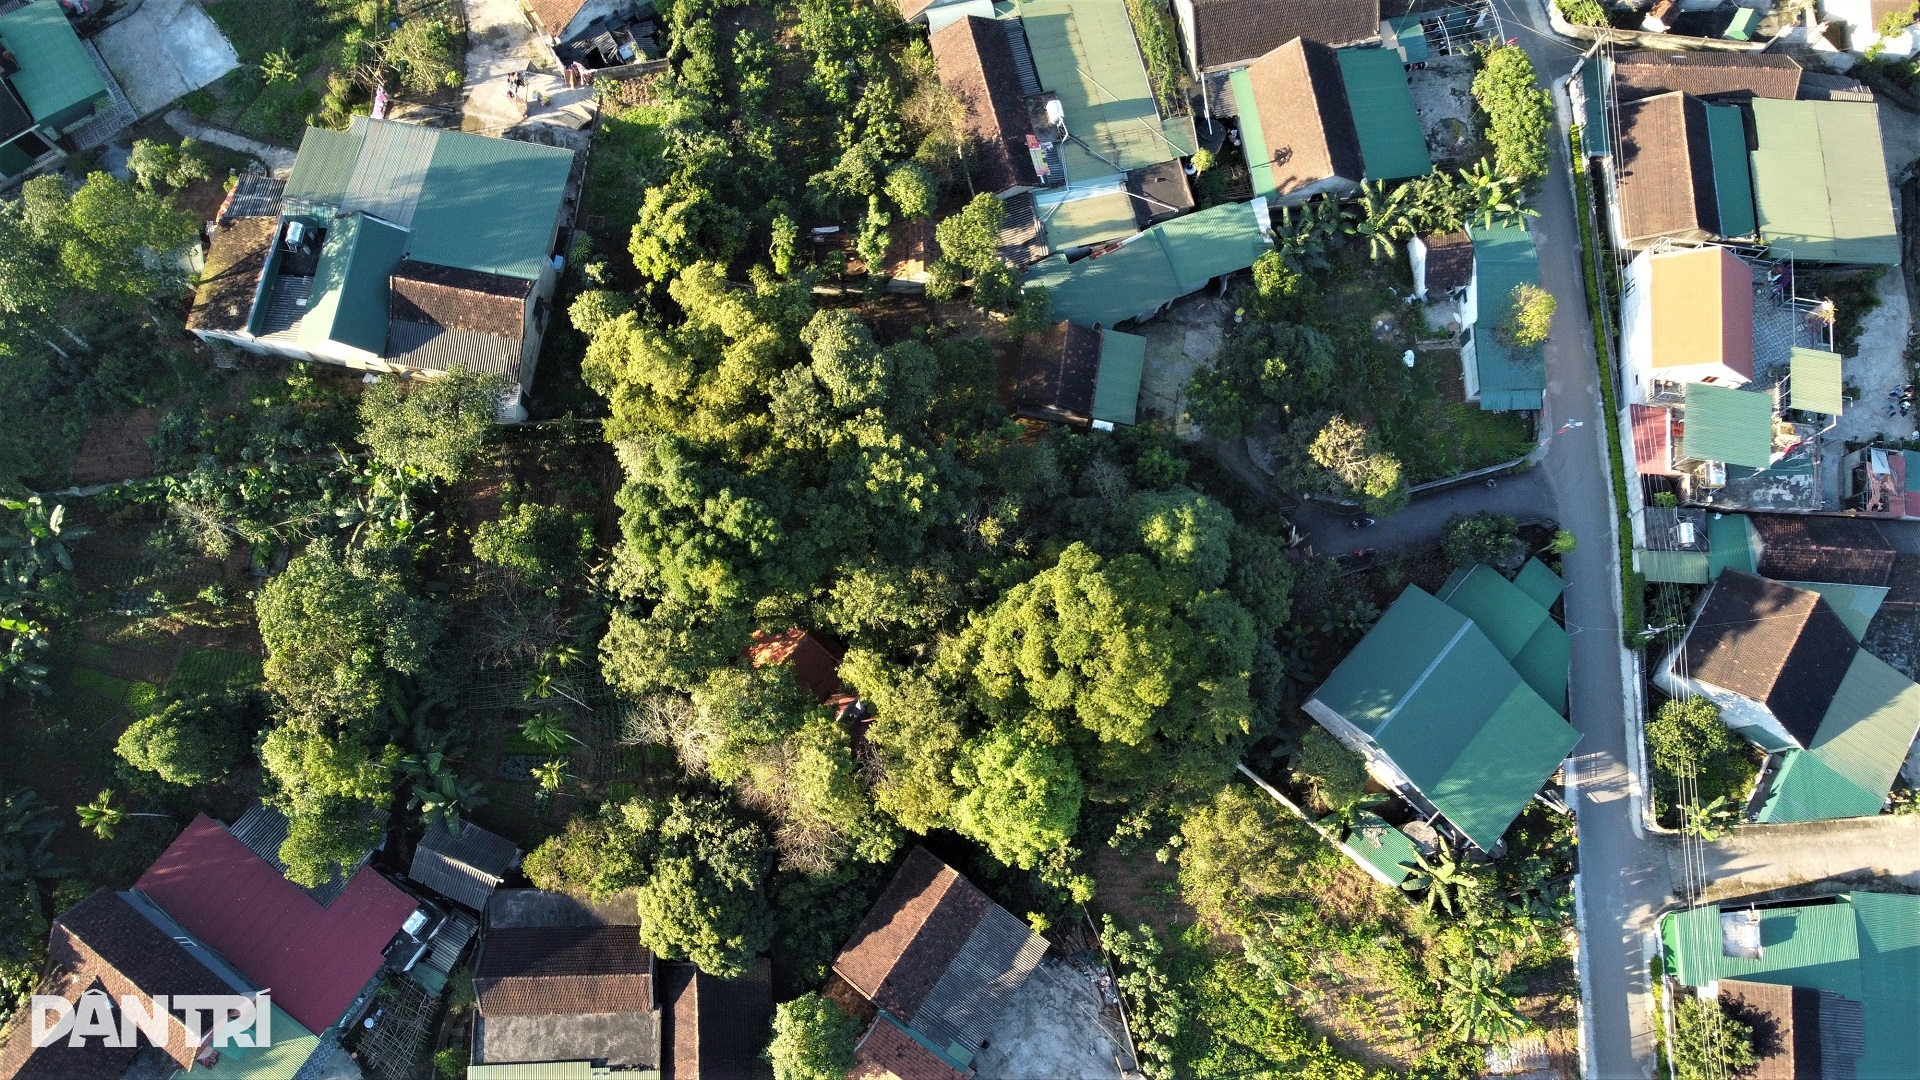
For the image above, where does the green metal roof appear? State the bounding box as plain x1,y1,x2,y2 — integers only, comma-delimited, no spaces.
1038,189,1138,250
1336,48,1433,183
1641,549,1710,584
283,127,364,206
1683,383,1775,468
1759,650,1920,823
1665,892,1920,1077
1906,450,1920,493
1705,103,1757,238
1468,220,1545,412
1012,0,1195,183
1335,811,1423,886
1749,99,1900,266
1789,347,1845,415
188,1005,318,1080
1436,563,1569,713
1724,5,1758,38
1513,557,1566,609
1230,67,1277,200
1779,581,1887,641
0,1,106,128
1022,202,1270,327
1309,586,1580,850
1091,328,1145,424
1707,511,1760,578
300,214,409,355
1580,57,1609,157
1387,13,1429,64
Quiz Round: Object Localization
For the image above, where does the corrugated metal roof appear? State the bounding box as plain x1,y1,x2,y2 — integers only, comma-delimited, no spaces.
185,1005,318,1080
1091,328,1145,424
1580,57,1609,157
283,126,365,206
1469,220,1545,412
1759,650,1920,822
1649,247,1753,377
227,803,364,906
1014,0,1195,182
1641,548,1711,584
907,904,1047,1055
1708,511,1760,577
1705,103,1756,237
1308,586,1579,850
409,820,521,911
0,1,106,126
1335,811,1422,885
467,1063,611,1078
409,125,573,280
1157,200,1270,287
1435,563,1569,712
1336,47,1432,183
1022,201,1269,326
300,214,410,355
342,117,439,228
1779,581,1886,641
1749,99,1899,265
1229,67,1276,199
387,320,522,377
1683,383,1775,468
1387,13,1429,64
1790,346,1845,415
1037,187,1138,249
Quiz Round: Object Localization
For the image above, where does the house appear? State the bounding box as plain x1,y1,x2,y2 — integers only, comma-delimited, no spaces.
1655,571,1920,820
0,0,111,182
1436,561,1571,713
0,889,250,1077
1460,219,1546,412
1304,572,1580,853
1621,247,1754,406
832,847,1050,1078
1232,38,1431,206
1608,91,1751,248
185,116,577,422
473,889,659,1071
1635,507,1897,594
1663,891,1920,1076
1006,320,1147,428
930,16,1040,198
408,819,522,912
897,0,995,32
1171,0,1377,77
1021,199,1272,327
1609,50,1804,102
662,961,775,1080
1748,98,1899,265
747,628,861,719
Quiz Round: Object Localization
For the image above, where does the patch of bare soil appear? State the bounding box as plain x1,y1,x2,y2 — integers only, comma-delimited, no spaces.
1295,951,1425,1072
1087,843,1195,936
70,408,162,486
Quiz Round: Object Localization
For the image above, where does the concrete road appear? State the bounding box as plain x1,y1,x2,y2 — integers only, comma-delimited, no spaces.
1674,816,1920,905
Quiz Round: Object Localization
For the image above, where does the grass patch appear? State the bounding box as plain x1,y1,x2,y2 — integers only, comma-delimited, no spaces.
1124,0,1188,115
584,102,671,231
172,646,264,694
1448,403,1537,471
69,668,132,706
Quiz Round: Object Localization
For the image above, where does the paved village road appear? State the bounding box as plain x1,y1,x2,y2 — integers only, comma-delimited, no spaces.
1480,5,1668,1075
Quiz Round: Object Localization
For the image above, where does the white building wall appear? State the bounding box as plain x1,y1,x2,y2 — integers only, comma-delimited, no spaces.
1652,649,1804,750
1621,250,1655,405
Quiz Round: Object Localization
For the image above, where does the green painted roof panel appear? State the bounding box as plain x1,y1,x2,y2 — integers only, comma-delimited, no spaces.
1640,549,1711,584
299,214,409,355
1039,189,1138,250
1749,99,1900,265
284,126,365,206
1091,328,1146,424
1513,558,1567,608
1014,0,1194,181
1388,14,1429,64
409,128,572,280
1510,617,1571,715
0,1,105,127
189,1006,318,1080
1580,57,1610,157
1023,202,1269,326
1336,811,1423,885
1705,103,1757,238
1779,581,1887,641
1707,511,1760,578
1310,585,1477,736
1790,347,1845,415
1906,450,1920,493
1803,651,1920,803
1336,48,1433,183
1683,383,1775,468
1416,677,1579,850
1469,220,1545,411
1157,201,1270,288
1435,564,1550,666
1231,67,1277,200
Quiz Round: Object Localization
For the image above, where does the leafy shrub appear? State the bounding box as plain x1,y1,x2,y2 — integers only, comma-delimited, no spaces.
472,503,595,594
1554,0,1610,26
1671,995,1758,1080
1472,45,1552,183
768,993,860,1080
1442,510,1521,568
1645,696,1734,776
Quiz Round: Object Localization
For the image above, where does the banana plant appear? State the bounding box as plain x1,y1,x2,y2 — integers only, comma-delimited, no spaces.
520,711,585,751
1401,844,1484,916
1439,955,1529,1045
411,771,487,835
1461,159,1538,230
1346,180,1414,261
1682,794,1738,840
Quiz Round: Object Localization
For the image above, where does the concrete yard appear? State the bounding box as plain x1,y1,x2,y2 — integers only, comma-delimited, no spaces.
459,0,596,149
1830,266,1915,444
971,962,1135,1080
93,0,238,117
1138,293,1227,436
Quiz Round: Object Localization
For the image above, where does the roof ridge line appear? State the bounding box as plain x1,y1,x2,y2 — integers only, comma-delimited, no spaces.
1373,617,1475,736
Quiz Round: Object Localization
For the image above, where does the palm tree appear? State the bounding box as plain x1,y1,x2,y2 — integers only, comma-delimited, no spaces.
1439,956,1530,1045
75,790,167,840
1401,845,1484,916
520,711,584,751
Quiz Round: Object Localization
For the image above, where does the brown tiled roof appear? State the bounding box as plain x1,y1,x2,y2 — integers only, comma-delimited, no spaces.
833,847,991,1022
850,1015,970,1080
884,218,939,282
663,959,774,1080
1008,321,1102,425
525,0,588,36
1245,38,1364,199
1185,0,1377,72
1421,231,1473,294
475,926,653,1016
1748,514,1896,587
1614,92,1720,244
746,629,847,704
1718,979,1814,1080
391,260,530,340
896,0,938,22
931,17,1039,195
1612,51,1803,102
187,217,276,334
1681,571,1857,746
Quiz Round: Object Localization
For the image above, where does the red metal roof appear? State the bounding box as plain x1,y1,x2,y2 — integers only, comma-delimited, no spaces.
747,629,850,706
1631,405,1676,476
135,815,419,1034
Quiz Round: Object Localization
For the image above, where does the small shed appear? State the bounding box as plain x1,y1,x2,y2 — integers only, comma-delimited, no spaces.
409,819,522,911
1009,321,1147,428
1682,383,1776,468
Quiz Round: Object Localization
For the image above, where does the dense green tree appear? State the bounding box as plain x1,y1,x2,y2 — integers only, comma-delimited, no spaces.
927,194,1016,309
382,18,461,93
1225,526,1295,637
13,173,198,307
1646,696,1735,777
637,793,775,978
1472,45,1552,183
1441,510,1522,568
472,503,596,594
1671,994,1759,1080
1132,488,1234,593
839,650,967,833
523,799,658,897
1290,728,1369,815
358,368,508,483
768,993,861,1080
126,139,211,192
115,692,265,787
1305,415,1408,516
1497,283,1555,348
1175,784,1302,929
950,723,1084,869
